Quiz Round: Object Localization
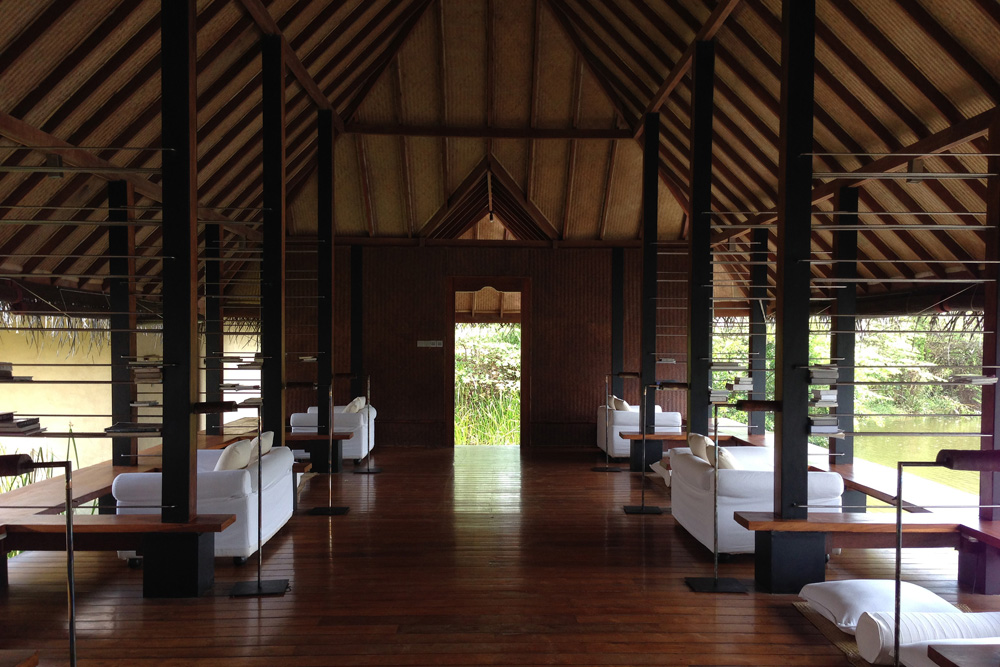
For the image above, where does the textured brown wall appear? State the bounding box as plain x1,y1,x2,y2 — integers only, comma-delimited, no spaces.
286,244,690,448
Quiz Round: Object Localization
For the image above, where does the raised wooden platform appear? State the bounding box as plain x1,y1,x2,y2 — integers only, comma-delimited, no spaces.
734,510,965,549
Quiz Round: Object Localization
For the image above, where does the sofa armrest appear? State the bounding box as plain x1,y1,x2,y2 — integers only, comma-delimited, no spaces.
113,469,253,507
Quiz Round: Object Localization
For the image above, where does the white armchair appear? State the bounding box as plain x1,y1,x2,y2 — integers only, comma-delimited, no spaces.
596,405,682,458
289,404,376,461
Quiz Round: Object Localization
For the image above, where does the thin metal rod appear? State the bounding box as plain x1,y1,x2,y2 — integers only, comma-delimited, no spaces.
814,172,993,179
806,152,999,157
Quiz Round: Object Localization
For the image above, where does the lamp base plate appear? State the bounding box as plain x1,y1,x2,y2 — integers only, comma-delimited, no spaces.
684,577,747,594
591,466,622,473
231,579,289,598
623,505,664,515
354,467,382,475
307,506,350,516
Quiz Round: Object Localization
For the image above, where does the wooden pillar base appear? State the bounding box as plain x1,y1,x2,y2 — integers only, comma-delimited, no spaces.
629,440,661,473
754,531,826,593
958,534,1000,594
842,489,867,514
142,533,215,598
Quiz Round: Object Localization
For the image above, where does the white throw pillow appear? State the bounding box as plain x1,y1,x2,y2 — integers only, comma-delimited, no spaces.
856,610,1000,664
214,439,252,471
612,396,629,411
800,579,959,636
688,433,712,461
248,431,274,462
344,396,367,414
706,445,740,470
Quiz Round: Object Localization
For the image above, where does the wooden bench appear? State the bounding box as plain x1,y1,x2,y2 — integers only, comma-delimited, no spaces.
0,513,235,597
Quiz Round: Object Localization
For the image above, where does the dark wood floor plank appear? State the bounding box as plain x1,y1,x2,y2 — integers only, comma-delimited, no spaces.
3,445,997,665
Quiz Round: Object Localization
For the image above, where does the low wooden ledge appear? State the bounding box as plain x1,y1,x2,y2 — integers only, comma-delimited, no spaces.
734,511,964,549
1,514,235,535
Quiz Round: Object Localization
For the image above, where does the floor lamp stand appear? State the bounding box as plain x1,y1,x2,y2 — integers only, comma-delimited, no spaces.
354,375,381,475
593,374,621,473
232,405,289,597
309,387,350,516
686,402,746,593
624,383,663,515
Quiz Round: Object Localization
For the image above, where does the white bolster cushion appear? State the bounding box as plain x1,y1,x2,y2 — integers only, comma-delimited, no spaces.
856,611,1000,664
800,580,959,635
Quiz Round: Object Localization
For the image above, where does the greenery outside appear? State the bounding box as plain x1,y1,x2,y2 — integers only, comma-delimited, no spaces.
713,314,984,494
455,323,521,446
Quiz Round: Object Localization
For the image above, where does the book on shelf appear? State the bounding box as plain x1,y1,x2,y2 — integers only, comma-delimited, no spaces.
0,416,41,434
809,401,838,408
726,376,753,391
709,389,730,403
298,355,318,362
0,376,32,382
812,389,837,399
128,356,162,367
656,357,676,364
237,361,263,369
105,422,161,434
130,400,160,407
239,397,263,407
949,374,998,385
809,425,841,434
710,362,746,370
808,415,840,426
0,361,11,379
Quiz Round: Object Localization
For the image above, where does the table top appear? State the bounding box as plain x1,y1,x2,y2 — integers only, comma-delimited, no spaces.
928,643,1000,667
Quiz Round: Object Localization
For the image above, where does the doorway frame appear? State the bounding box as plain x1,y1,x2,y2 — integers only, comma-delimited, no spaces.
446,276,532,448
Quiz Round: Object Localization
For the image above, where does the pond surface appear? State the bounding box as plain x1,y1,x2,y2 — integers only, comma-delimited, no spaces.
853,415,982,495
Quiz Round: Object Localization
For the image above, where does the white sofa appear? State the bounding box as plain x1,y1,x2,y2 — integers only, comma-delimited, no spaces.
289,404,376,461
668,445,844,554
112,445,295,560
596,405,682,458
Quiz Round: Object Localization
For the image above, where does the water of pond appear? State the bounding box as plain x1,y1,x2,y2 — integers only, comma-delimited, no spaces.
852,415,982,495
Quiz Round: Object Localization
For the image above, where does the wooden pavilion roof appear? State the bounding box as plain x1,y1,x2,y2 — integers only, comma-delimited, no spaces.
0,0,997,310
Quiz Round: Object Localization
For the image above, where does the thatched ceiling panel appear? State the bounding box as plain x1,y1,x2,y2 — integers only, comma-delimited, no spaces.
408,136,445,234
657,179,684,241
333,134,367,237
365,135,408,237
394,8,443,125
563,139,610,240
491,140,527,189
858,1,994,119
196,33,261,129
529,139,569,236
447,138,487,198
601,141,642,241
442,0,487,126
534,6,576,127
198,97,262,184
492,0,534,128
288,168,317,237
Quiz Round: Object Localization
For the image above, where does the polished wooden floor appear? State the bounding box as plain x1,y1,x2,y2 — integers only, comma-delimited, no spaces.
3,445,1000,666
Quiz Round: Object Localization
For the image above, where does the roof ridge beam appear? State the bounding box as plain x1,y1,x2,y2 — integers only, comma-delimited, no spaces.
344,123,632,139
235,0,345,132
0,111,260,242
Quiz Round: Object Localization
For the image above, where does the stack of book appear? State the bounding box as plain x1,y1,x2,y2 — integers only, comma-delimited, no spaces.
709,388,730,403
239,397,263,408
238,354,263,370
810,389,838,408
949,374,998,385
809,414,841,435
0,412,41,435
0,361,31,382
726,376,753,391
809,365,839,384
130,356,162,383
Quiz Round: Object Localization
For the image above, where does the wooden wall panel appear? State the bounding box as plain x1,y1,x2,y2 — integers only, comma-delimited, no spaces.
286,244,689,447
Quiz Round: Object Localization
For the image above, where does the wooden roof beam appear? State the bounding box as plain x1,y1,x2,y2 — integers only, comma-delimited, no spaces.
342,124,632,139
235,0,345,132
635,0,742,139
0,111,261,242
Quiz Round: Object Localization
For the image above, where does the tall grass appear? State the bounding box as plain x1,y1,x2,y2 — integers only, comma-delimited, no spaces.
455,323,521,446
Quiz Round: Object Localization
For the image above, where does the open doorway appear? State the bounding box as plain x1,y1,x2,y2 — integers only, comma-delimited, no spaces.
454,320,521,445
446,278,531,447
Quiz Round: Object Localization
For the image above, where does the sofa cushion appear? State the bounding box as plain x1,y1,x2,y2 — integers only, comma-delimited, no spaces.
214,439,252,471
688,433,712,460
612,396,629,411
799,580,958,635
249,430,274,461
706,445,740,470
856,611,1000,664
344,396,367,413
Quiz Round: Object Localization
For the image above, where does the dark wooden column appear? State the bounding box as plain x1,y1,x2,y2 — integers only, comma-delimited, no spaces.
635,112,659,472
260,34,287,448
316,109,334,433
964,113,1000,593
831,187,863,513
108,180,137,467
756,0,826,593
686,41,714,438
204,224,223,436
611,247,625,398
748,227,768,434
350,244,364,399
159,0,199,525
